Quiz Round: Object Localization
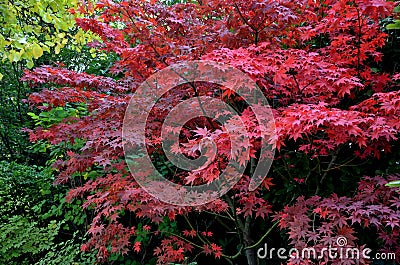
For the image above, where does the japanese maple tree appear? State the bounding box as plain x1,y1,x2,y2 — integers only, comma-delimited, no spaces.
23,0,400,264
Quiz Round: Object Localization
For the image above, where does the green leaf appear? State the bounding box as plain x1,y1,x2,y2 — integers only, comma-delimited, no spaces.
386,20,400,30
32,44,43,59
26,60,34,68
386,180,400,188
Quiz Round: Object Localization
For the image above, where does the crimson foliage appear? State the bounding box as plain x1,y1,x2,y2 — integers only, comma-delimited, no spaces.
23,0,400,264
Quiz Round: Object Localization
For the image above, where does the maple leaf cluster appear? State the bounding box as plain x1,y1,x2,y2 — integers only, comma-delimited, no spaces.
22,0,400,264
277,175,400,264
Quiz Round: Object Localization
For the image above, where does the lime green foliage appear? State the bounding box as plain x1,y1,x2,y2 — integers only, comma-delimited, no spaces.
0,0,98,161
28,103,88,128
386,6,400,30
386,180,400,188
386,20,400,30
0,0,95,72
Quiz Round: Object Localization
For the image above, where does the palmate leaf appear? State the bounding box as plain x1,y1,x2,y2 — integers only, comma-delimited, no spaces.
23,0,400,264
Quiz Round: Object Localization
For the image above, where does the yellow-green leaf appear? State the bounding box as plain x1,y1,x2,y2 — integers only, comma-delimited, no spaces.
32,44,43,59
55,44,61,55
26,60,34,69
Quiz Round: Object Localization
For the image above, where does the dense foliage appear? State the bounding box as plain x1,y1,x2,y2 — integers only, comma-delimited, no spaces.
0,161,96,264
0,0,96,70
0,0,102,162
2,0,400,264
